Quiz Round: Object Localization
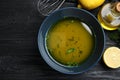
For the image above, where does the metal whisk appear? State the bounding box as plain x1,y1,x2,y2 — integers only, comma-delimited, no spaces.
37,0,65,16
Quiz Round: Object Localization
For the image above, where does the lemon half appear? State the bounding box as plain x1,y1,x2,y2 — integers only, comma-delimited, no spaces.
103,47,120,68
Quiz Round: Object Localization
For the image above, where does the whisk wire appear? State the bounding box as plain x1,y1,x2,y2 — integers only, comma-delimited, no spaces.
37,0,65,16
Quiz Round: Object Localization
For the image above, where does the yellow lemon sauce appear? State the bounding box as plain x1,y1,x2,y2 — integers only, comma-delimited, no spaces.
46,17,95,66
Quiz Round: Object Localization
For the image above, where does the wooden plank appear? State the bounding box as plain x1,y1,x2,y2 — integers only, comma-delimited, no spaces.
0,0,120,80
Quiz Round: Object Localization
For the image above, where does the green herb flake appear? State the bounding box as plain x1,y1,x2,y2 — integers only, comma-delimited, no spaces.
71,20,74,23
108,30,120,42
67,62,79,66
118,27,120,32
66,48,75,54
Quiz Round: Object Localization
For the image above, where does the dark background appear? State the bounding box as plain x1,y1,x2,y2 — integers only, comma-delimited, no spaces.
0,0,120,80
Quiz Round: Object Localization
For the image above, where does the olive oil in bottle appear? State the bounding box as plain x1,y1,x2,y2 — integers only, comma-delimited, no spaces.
97,2,120,30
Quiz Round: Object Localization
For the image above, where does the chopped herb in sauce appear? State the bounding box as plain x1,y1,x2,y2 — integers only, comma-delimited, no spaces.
67,62,79,66
79,50,83,54
66,48,75,54
68,37,74,41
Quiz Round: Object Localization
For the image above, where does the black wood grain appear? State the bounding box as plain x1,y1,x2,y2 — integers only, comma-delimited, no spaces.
0,0,120,80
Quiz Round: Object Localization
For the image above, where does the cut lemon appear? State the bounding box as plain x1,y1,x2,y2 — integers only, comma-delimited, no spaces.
103,47,120,68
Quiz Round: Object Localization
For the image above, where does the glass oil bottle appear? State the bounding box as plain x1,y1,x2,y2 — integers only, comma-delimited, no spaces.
97,2,120,30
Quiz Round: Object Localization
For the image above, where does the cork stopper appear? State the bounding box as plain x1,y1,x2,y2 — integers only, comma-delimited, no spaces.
115,2,120,12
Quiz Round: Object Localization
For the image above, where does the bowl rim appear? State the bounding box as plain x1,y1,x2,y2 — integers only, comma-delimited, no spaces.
37,7,105,74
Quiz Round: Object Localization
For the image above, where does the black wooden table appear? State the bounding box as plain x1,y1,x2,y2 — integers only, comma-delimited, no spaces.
0,0,120,80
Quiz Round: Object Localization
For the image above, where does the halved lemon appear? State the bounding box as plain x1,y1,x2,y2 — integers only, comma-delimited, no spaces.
103,47,120,68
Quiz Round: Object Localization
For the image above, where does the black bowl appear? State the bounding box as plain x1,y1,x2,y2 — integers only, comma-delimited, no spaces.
38,7,105,74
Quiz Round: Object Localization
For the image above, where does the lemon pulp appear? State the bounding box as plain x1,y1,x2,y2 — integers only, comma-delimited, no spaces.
103,47,120,68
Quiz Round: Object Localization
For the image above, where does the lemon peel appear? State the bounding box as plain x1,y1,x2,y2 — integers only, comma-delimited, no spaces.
78,0,105,10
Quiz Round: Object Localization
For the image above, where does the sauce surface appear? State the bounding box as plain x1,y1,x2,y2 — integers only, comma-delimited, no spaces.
46,17,95,66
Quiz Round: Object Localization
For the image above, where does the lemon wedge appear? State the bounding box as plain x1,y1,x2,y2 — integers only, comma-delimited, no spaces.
78,0,105,10
103,47,120,68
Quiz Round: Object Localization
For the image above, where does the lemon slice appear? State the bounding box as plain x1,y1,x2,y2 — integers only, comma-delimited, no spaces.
103,47,120,68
